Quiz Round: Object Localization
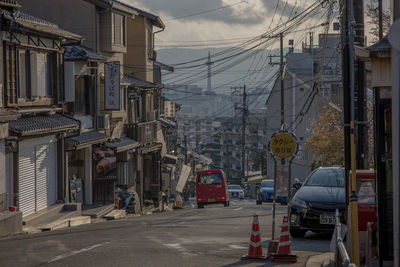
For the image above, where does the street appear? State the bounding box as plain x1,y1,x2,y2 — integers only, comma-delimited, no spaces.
0,199,332,267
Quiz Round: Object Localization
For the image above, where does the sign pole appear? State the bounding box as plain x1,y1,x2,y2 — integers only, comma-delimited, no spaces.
272,159,277,240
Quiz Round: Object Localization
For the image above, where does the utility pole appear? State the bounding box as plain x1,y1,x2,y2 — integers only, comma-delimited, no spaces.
280,33,284,130
348,0,360,265
231,85,247,185
184,135,188,164
242,85,247,185
206,51,213,92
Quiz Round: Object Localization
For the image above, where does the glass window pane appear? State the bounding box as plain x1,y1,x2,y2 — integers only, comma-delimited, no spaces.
198,173,222,185
304,168,345,187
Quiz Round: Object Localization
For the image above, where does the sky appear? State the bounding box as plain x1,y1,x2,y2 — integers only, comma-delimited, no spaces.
123,0,320,49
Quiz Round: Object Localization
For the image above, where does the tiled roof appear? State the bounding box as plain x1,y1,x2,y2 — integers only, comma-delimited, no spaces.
367,36,391,52
1,9,81,41
64,46,107,62
67,131,109,148
106,136,139,152
122,75,158,89
0,0,21,8
9,113,80,136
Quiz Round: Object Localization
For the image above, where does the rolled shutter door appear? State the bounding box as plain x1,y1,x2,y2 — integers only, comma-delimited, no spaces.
35,144,48,211
47,143,57,205
18,147,36,216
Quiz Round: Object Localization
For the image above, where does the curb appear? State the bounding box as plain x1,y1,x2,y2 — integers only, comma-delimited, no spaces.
39,216,91,232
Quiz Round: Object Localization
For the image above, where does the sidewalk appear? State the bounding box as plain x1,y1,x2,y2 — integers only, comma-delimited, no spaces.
305,252,334,267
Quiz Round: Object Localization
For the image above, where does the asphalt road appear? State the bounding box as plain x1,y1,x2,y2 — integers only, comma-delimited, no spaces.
0,199,332,267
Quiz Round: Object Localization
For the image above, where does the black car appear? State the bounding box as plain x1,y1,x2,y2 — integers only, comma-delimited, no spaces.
289,167,345,237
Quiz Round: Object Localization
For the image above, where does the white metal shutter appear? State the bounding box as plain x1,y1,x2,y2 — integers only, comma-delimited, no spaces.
6,152,13,207
35,144,48,211
18,147,36,216
46,143,57,206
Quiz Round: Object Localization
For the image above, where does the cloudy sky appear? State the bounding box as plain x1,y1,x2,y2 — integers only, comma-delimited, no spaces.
123,0,320,49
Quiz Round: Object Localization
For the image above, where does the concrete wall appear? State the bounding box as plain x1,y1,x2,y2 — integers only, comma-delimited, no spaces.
0,212,22,236
19,0,97,51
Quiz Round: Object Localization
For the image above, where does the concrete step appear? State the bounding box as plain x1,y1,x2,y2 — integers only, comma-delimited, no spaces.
40,216,91,231
103,209,126,220
82,204,115,219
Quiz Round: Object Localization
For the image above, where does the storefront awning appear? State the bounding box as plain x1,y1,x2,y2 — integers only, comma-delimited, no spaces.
9,113,80,137
66,131,109,149
105,136,140,153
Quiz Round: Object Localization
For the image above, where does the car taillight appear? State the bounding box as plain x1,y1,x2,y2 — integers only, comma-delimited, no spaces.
222,196,225,200
197,198,201,201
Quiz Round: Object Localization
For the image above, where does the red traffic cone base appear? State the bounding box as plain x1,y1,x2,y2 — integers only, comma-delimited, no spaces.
241,215,267,261
269,216,297,263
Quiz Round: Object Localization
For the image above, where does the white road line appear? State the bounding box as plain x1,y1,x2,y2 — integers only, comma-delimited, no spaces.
178,221,187,224
234,207,243,211
229,244,248,250
47,241,110,263
190,202,195,208
164,243,196,256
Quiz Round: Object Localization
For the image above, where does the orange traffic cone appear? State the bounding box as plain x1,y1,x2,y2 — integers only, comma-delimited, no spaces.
269,216,297,262
241,215,267,261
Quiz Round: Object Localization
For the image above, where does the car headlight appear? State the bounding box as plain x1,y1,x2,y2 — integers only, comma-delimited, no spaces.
290,196,307,208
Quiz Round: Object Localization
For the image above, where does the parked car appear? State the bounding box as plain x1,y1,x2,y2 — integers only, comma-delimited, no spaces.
196,169,230,208
228,184,244,199
256,180,274,204
289,167,346,237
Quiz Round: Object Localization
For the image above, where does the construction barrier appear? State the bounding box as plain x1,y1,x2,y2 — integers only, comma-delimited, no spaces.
241,215,267,261
269,216,297,262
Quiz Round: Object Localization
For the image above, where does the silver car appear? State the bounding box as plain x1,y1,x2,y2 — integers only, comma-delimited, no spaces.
228,185,244,199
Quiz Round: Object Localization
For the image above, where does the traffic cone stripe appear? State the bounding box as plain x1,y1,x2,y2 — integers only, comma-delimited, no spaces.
280,232,289,236
282,223,289,227
249,241,262,247
251,231,260,236
278,241,291,246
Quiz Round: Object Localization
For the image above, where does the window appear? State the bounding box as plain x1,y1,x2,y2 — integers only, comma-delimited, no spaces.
113,13,125,46
147,30,153,59
197,173,222,185
304,168,345,187
17,49,53,99
74,75,95,115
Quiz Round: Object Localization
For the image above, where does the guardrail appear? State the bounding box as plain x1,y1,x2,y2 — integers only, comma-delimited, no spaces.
335,209,356,267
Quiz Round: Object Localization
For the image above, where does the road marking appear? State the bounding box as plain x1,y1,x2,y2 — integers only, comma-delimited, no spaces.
234,207,243,211
47,241,110,263
178,221,187,224
164,243,196,256
229,244,248,250
191,202,195,208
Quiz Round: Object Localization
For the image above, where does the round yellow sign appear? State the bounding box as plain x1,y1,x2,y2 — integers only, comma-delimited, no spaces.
269,132,297,159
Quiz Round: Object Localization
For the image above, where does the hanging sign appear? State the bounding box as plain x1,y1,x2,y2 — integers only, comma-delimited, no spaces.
268,130,298,160
105,61,120,110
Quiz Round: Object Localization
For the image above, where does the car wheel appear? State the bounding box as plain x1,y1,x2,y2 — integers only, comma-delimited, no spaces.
224,201,229,207
290,228,306,238
256,199,262,205
197,203,204,209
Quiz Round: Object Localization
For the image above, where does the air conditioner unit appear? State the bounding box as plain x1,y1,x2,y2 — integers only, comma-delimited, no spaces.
98,114,110,130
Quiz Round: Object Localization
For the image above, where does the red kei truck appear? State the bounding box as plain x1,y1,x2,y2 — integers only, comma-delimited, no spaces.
196,169,230,209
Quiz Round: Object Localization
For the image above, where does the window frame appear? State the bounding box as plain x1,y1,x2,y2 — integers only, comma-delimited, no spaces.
112,12,126,47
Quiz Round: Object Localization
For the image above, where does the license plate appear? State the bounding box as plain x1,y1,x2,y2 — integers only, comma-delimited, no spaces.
320,215,335,225
208,198,215,202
